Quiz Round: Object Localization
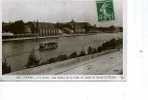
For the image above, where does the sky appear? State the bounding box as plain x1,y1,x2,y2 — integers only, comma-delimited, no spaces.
2,0,123,27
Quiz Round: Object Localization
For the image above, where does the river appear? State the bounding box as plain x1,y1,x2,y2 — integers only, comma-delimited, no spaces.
2,33,122,72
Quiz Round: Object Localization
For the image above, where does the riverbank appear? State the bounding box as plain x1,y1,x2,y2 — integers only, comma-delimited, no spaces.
6,49,122,75
2,33,98,42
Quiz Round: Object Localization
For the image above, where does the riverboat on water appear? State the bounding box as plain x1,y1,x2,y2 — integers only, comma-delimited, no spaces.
39,42,58,51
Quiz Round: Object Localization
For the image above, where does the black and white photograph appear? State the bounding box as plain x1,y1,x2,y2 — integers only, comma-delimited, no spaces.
1,0,124,80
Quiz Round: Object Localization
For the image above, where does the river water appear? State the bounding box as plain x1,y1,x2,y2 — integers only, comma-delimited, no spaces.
2,33,122,72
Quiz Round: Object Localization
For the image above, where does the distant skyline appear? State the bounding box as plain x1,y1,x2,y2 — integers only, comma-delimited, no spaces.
2,0,123,27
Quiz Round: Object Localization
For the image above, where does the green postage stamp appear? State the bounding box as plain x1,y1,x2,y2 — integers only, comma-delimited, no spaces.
96,0,115,21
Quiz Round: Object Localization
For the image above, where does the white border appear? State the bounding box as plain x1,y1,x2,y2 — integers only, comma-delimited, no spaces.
0,0,126,81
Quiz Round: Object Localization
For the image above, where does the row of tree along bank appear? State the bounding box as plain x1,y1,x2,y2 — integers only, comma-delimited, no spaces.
26,38,122,68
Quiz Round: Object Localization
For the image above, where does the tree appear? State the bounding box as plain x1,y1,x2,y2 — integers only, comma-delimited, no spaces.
79,50,86,56
56,54,68,61
87,46,93,54
69,52,78,58
2,57,11,74
48,57,57,64
97,46,102,52
2,22,10,33
9,20,25,34
26,49,40,68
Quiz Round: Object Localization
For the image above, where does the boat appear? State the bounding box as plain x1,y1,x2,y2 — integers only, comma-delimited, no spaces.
39,42,58,51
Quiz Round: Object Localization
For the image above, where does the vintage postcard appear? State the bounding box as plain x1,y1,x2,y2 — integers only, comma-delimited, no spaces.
1,0,125,81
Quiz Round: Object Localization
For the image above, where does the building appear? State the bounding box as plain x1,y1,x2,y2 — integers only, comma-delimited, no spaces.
23,21,60,36
31,22,60,36
66,20,91,33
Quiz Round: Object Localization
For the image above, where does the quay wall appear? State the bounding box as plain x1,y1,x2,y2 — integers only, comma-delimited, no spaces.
2,33,97,42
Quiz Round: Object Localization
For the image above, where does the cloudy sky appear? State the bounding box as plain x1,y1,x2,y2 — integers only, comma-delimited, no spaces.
2,0,123,26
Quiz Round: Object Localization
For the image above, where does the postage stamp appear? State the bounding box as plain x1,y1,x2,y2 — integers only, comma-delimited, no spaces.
96,0,115,21
0,0,125,81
